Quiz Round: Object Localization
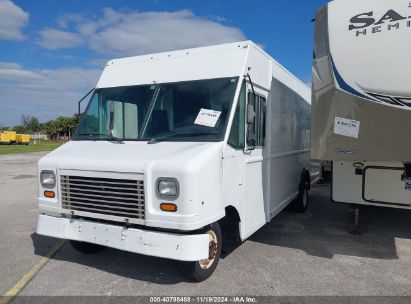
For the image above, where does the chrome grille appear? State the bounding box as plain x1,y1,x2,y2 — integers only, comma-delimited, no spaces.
60,175,145,220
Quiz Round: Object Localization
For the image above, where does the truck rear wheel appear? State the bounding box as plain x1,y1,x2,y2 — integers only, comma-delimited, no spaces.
70,240,106,254
289,176,309,213
293,187,309,213
186,222,222,282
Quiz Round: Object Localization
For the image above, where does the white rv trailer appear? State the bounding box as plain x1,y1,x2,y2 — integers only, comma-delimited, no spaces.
36,41,312,281
312,0,411,215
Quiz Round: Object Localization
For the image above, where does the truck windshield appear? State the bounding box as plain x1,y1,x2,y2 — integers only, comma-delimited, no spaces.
74,77,239,142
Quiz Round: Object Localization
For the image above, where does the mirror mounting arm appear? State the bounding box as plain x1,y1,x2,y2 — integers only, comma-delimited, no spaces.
245,73,256,96
78,88,95,116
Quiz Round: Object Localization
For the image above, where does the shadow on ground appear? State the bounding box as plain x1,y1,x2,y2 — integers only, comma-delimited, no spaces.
251,183,411,260
32,232,192,284
31,183,411,284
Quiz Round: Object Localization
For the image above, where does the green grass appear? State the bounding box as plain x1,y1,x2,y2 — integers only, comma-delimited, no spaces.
0,141,65,155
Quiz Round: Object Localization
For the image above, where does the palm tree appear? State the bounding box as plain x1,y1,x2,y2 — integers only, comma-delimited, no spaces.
67,115,80,139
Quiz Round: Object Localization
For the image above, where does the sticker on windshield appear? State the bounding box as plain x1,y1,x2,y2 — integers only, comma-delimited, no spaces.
334,117,360,139
194,108,221,128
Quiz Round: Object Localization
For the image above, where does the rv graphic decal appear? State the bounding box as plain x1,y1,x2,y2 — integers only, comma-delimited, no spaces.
366,92,411,107
349,8,411,37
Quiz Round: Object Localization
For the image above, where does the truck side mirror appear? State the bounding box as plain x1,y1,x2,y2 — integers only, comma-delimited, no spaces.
247,134,256,149
402,163,411,190
246,101,256,150
109,100,115,134
247,99,256,124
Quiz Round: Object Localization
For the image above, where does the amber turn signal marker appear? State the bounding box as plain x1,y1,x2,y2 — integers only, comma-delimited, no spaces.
160,203,177,212
44,191,55,198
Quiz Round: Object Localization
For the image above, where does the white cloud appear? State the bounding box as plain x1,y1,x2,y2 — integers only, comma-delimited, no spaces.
0,62,101,126
37,29,83,50
37,8,246,57
0,67,43,82
0,7,246,126
0,0,29,41
0,61,22,69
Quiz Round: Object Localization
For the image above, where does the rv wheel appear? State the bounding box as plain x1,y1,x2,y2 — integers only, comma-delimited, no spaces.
186,222,222,282
70,240,106,254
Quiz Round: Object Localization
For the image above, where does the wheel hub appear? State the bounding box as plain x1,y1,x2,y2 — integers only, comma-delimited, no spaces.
199,230,218,270
208,240,218,260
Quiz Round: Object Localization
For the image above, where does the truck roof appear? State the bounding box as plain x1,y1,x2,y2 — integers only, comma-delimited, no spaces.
96,40,310,103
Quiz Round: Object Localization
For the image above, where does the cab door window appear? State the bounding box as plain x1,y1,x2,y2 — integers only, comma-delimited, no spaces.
248,92,266,148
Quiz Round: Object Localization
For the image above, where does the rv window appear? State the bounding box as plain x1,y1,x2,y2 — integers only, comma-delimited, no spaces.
228,82,246,149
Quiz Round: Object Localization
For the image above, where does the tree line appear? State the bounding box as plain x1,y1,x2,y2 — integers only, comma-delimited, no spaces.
0,114,80,140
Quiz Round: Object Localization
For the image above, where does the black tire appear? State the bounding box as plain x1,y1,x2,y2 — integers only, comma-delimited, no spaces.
293,187,309,213
185,222,222,282
289,173,310,213
70,240,106,254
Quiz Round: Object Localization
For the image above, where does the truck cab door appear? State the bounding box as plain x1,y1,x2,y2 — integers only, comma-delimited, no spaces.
223,82,268,241
241,88,268,239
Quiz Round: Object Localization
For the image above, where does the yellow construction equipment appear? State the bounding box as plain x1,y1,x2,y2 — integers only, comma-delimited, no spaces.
0,131,31,145
16,134,31,145
0,132,11,144
2,131,17,143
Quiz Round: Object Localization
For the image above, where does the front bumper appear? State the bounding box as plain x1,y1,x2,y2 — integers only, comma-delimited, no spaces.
36,214,209,261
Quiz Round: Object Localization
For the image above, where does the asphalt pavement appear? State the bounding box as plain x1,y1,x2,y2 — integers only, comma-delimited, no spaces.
0,152,410,299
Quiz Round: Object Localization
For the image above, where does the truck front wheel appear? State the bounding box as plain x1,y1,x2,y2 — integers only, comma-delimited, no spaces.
70,240,106,254
186,222,222,282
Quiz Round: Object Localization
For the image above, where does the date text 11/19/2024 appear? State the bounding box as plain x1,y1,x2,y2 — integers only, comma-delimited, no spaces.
149,296,258,303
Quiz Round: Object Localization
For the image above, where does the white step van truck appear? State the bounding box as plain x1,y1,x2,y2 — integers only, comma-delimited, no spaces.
311,0,411,218
37,41,312,281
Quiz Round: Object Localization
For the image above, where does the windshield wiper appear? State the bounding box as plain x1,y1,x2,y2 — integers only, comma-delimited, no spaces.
147,131,220,144
78,133,123,142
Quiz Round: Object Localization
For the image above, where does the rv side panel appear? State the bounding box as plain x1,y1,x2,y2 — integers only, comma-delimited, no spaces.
311,0,411,162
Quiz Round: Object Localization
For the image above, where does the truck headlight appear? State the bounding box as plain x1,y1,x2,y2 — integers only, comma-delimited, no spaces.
40,170,56,188
157,178,179,199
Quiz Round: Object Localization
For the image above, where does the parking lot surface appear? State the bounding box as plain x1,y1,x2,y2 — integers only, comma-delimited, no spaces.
1,152,411,297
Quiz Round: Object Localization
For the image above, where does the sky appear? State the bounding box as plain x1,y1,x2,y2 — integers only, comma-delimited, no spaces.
0,0,328,127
